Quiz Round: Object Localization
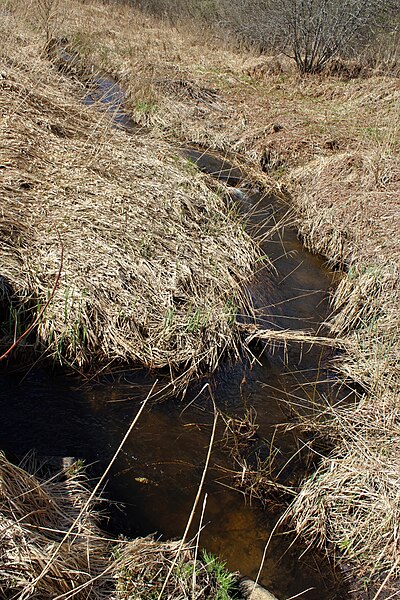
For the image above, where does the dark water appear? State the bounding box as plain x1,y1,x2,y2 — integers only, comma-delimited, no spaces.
0,75,348,599
83,74,138,132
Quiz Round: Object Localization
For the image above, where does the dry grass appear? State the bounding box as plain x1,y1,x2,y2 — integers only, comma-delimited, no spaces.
289,150,400,267
0,7,260,384
285,101,400,591
219,408,277,506
2,0,400,591
289,269,400,590
245,326,347,350
290,404,400,585
114,538,237,599
0,452,112,599
45,0,400,166
0,453,238,599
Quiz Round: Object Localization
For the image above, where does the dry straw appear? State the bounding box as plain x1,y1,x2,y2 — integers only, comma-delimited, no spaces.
113,537,231,599
290,391,400,585
2,0,400,590
0,452,235,599
277,74,400,589
0,11,259,386
0,452,112,599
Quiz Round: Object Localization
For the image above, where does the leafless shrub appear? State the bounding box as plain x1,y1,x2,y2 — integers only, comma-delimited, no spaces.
133,0,400,75
219,0,398,74
364,26,400,76
36,0,62,47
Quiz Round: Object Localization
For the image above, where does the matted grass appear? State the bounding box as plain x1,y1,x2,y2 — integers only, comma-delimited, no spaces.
0,10,259,384
0,452,112,599
2,0,400,591
290,398,400,587
0,453,239,599
114,539,238,599
286,123,400,591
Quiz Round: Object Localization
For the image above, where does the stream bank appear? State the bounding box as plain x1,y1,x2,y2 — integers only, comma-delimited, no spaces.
1,27,349,599
3,1,399,596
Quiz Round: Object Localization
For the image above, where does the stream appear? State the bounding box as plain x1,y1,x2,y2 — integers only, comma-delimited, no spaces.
0,73,347,599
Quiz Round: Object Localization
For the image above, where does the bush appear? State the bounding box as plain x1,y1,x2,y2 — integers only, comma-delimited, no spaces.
219,0,399,73
131,0,400,75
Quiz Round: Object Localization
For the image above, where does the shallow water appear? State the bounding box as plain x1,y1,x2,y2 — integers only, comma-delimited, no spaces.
83,74,138,132
0,357,341,599
1,74,347,598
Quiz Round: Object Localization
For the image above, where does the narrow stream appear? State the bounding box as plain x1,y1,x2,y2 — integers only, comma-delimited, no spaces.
1,74,346,599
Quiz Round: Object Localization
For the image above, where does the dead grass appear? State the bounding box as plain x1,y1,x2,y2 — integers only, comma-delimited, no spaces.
0,452,112,599
0,8,259,384
2,0,400,591
285,106,400,590
45,0,400,165
114,538,236,599
289,376,400,585
0,452,238,599
256,65,400,594
289,150,400,267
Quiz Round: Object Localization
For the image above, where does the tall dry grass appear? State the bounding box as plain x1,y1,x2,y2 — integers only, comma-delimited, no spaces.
69,0,400,587
0,6,259,385
285,94,400,590
2,0,400,590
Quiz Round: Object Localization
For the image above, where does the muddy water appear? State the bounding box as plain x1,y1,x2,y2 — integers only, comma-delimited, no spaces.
0,76,345,599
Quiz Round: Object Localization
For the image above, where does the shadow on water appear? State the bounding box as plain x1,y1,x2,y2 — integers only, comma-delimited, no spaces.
83,74,139,132
1,73,349,599
0,360,344,599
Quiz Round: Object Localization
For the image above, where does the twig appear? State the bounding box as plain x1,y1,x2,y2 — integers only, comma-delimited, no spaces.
191,493,208,600
158,384,218,599
251,505,292,598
